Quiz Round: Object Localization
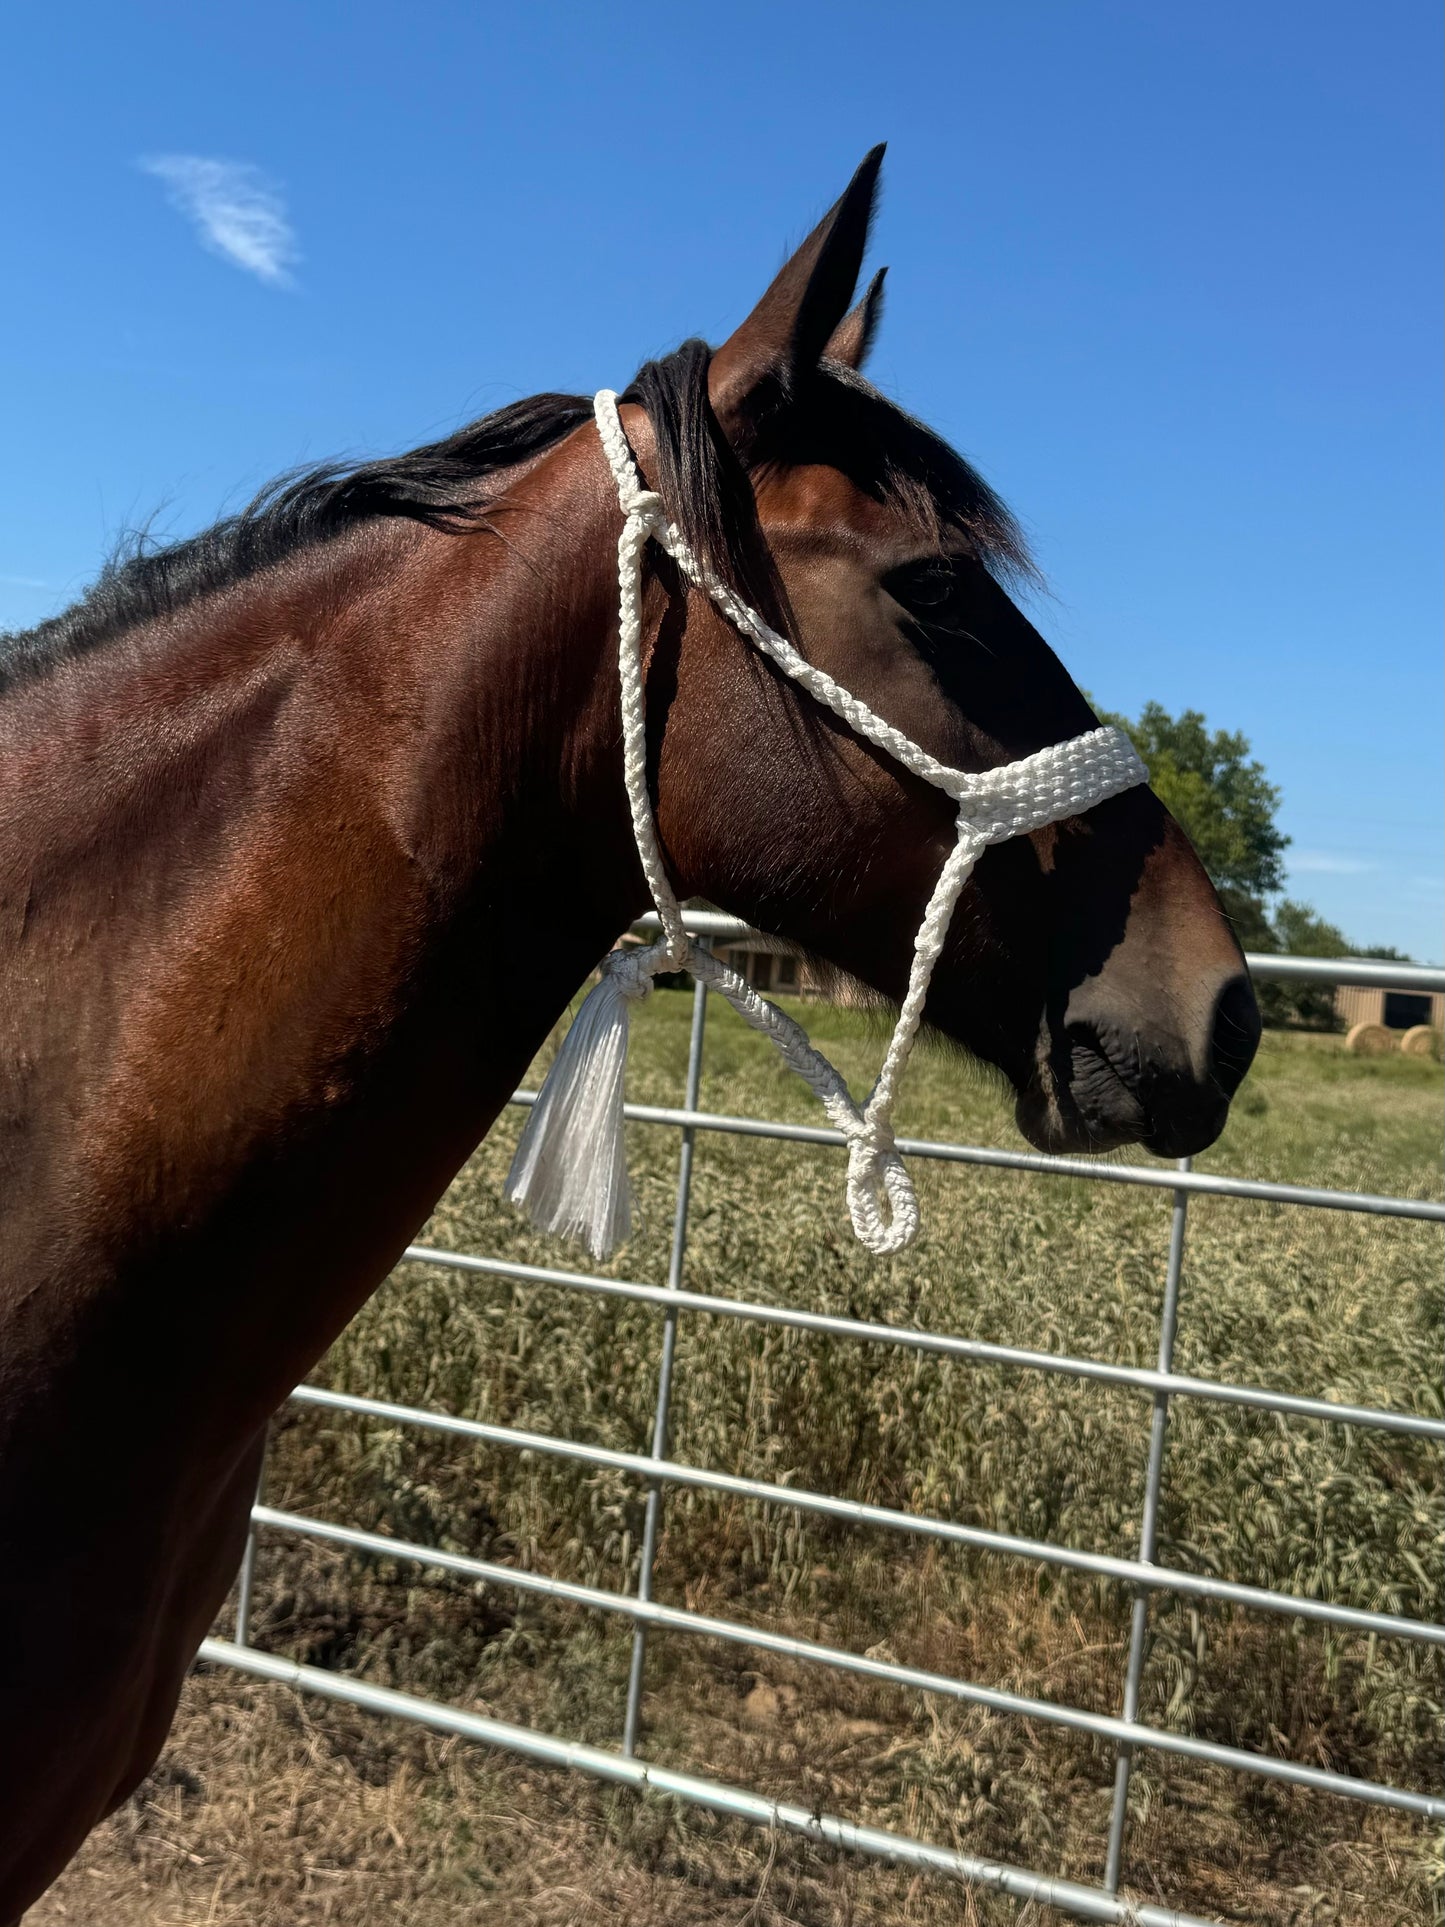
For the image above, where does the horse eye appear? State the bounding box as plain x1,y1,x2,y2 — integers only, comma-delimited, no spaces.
889,562,961,617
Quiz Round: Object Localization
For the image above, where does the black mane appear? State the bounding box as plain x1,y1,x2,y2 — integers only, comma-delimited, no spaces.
0,391,594,692
2,343,1031,692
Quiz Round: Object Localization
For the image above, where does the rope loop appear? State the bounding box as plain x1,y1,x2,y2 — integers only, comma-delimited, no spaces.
843,1122,918,1256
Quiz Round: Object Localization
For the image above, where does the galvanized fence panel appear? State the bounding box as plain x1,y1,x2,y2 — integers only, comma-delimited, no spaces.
203,925,1445,1925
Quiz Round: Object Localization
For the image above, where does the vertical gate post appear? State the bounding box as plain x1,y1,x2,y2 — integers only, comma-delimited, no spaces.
233,1436,270,1648
622,961,710,1756
1103,1156,1192,1892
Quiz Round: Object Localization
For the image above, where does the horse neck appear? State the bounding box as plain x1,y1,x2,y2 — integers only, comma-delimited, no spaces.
2,430,646,1376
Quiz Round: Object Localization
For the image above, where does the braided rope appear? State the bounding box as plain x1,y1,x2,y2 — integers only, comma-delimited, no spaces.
589,390,1148,1256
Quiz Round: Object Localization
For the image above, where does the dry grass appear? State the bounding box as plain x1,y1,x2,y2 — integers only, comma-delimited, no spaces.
32,1005,1444,1927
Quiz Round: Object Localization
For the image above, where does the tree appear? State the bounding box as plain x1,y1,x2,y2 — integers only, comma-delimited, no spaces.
1261,900,1351,1029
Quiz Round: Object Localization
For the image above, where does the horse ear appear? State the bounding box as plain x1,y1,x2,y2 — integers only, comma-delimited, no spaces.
823,267,887,371
709,145,885,428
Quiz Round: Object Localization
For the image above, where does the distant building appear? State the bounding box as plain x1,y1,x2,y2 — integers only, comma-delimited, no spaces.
716,935,821,999
713,934,873,1006
1335,980,1444,1032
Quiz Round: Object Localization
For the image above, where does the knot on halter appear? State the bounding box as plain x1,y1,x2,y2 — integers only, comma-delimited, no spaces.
504,390,1151,1263
602,944,664,1002
619,486,668,530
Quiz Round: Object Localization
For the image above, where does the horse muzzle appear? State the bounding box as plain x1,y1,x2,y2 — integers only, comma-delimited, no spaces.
1017,969,1261,1159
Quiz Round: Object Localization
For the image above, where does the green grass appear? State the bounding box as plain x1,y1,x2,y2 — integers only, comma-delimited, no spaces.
214,995,1444,1925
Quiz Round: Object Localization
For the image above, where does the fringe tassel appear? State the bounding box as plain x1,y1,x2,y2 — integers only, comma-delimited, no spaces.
506,946,663,1259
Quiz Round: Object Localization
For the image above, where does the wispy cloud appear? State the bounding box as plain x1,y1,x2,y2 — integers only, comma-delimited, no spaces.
140,155,298,287
0,574,51,591
1289,851,1377,876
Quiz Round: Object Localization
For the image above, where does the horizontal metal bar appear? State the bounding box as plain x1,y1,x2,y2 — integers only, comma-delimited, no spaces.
249,1502,1445,1821
1241,955,1445,993
637,910,759,942
507,1093,1445,1223
286,1385,1444,1646
197,1637,1224,1927
636,914,1445,993
402,1245,1445,1441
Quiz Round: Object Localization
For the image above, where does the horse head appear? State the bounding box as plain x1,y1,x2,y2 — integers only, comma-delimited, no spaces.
626,149,1259,1160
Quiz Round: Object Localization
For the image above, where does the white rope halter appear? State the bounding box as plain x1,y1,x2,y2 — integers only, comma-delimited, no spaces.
507,390,1149,1259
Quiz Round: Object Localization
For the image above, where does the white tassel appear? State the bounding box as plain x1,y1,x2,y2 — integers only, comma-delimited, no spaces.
506,946,664,1259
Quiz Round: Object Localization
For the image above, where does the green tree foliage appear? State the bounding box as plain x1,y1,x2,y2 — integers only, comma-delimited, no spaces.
1261,899,1351,1029
1271,900,1349,956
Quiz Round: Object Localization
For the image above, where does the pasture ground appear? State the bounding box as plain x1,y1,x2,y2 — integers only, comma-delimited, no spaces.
33,1000,1443,1926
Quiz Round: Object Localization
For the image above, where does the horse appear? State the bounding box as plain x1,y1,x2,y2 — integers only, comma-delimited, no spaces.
0,146,1259,1917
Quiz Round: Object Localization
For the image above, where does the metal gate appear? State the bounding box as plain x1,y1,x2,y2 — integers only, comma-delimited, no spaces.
200,918,1445,1927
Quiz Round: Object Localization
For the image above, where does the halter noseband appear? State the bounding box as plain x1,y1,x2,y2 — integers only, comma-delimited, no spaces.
506,391,1148,1259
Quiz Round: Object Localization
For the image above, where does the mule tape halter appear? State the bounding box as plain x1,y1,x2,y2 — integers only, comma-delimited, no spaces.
507,390,1149,1260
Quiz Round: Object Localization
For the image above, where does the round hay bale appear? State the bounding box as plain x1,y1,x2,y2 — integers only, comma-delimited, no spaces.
1399,1024,1443,1060
1346,1022,1396,1055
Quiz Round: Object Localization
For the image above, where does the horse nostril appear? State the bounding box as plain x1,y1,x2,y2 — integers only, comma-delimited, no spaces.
1209,973,1262,1099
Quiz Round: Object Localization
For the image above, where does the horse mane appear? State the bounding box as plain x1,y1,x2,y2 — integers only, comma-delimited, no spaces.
1,343,1033,692
0,391,595,692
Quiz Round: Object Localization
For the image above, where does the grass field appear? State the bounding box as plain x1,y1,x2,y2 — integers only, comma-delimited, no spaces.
34,996,1443,1927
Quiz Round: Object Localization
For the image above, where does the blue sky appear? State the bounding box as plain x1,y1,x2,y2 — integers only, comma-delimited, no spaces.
4,2,1440,957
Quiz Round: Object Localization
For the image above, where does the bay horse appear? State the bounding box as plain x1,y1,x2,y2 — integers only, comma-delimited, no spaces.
0,147,1258,1918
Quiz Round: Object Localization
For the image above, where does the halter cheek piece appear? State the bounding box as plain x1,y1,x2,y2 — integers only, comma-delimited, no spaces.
507,390,1149,1260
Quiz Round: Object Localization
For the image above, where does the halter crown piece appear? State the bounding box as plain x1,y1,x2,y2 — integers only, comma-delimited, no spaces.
507,391,1149,1260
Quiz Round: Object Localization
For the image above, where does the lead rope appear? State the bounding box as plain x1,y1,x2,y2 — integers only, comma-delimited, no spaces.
506,391,1149,1260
